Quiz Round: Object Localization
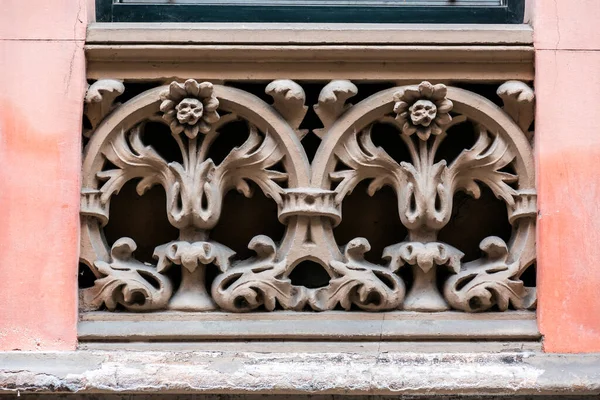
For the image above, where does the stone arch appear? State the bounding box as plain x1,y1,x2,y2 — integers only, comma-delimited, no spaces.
80,83,311,311
309,83,536,312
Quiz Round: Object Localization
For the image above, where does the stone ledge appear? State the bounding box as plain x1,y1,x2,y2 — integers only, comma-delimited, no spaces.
78,311,540,342
1,349,600,395
85,23,534,81
85,44,534,81
86,23,533,46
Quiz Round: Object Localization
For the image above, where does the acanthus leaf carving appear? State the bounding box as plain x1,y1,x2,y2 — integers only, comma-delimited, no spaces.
154,240,235,311
443,236,536,312
449,125,517,207
82,238,172,312
86,80,293,311
97,121,286,233
216,124,288,206
325,81,533,311
154,240,235,274
322,238,405,311
385,242,463,275
212,235,301,312
96,126,171,207
330,125,399,205
384,242,463,311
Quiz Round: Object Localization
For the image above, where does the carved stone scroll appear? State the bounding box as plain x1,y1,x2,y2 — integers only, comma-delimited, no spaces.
81,79,536,315
84,79,125,137
497,80,535,139
266,79,308,139
314,80,358,138
81,238,172,311
443,236,536,312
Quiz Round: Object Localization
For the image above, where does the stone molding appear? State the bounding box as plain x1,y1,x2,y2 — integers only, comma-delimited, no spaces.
86,23,533,45
85,45,534,81
85,23,533,81
80,78,536,325
78,311,539,341
2,349,600,395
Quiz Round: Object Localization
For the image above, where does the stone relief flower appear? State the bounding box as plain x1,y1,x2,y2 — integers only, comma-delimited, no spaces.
160,79,220,139
393,81,453,141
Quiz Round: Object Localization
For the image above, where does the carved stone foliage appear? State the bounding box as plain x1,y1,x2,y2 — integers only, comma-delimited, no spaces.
81,79,536,313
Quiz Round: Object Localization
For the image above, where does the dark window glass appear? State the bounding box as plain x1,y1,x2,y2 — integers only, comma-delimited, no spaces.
97,0,525,24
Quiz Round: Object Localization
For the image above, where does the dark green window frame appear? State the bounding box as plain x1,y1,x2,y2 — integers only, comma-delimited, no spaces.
96,0,525,24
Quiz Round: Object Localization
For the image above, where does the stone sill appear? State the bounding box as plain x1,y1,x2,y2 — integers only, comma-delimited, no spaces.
2,347,600,395
86,23,533,46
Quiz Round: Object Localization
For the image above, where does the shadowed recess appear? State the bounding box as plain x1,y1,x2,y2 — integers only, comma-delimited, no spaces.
78,262,96,289
334,181,408,265
289,260,332,289
103,179,179,264
210,181,284,261
433,119,477,165
370,121,413,165
141,120,184,164
521,263,536,287
438,187,512,263
206,118,250,165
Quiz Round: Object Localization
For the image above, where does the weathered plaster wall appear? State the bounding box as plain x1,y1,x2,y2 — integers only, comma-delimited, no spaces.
0,0,88,350
534,0,600,352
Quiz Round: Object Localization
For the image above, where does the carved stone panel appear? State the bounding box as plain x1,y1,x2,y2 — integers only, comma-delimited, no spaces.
80,79,536,314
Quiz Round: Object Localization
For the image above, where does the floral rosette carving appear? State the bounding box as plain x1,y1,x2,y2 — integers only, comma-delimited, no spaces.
160,79,220,138
393,81,453,140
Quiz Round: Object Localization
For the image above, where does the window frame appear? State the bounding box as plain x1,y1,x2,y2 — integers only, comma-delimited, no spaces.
96,0,525,24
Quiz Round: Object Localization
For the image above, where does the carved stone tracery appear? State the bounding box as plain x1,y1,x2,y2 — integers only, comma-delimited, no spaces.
81,79,536,314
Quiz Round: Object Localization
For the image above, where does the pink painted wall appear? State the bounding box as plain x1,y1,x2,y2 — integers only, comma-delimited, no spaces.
535,0,600,352
0,0,88,350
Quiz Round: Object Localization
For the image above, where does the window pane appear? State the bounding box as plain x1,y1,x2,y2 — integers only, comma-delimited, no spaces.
98,0,523,23
118,0,503,4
